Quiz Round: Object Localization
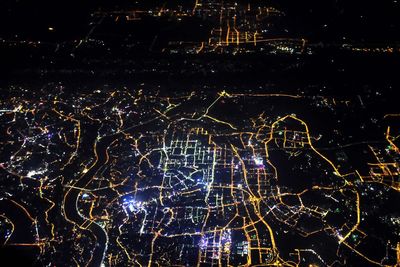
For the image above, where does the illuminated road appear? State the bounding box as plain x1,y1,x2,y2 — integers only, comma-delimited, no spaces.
1,88,399,266
63,130,121,267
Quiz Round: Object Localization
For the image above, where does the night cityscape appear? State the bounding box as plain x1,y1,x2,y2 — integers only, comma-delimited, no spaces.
0,0,400,266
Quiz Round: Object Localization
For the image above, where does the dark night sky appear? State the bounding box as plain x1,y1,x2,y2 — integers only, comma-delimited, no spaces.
277,0,400,42
0,0,399,42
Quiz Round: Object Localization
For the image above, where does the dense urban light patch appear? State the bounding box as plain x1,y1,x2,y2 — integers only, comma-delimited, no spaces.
1,0,400,266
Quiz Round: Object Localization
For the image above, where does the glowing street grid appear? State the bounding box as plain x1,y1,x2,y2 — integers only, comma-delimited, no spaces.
0,88,399,266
